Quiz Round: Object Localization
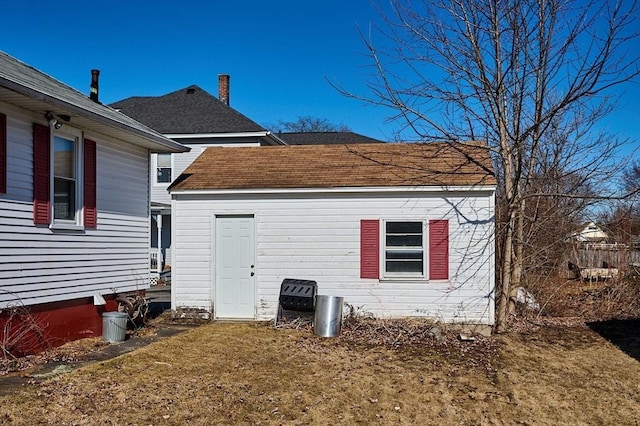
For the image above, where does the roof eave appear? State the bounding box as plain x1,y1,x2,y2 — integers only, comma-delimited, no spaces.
164,131,276,140
170,184,497,195
264,131,288,146
0,77,189,153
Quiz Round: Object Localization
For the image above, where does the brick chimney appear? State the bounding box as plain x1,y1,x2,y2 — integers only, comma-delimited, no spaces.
218,74,230,105
90,69,100,103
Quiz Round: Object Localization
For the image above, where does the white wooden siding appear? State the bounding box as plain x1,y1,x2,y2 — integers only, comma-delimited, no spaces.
171,190,495,325
150,139,262,269
150,140,261,205
0,103,152,308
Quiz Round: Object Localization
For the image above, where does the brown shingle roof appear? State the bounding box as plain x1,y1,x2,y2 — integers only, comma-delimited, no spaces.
169,142,496,191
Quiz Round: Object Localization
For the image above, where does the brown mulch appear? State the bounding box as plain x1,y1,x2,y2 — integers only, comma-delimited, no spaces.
276,315,500,372
0,337,108,376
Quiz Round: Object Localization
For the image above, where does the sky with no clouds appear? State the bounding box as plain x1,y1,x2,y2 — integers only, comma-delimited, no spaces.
1,0,638,154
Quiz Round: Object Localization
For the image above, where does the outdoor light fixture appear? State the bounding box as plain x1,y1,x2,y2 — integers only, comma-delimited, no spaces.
44,111,61,129
44,111,70,129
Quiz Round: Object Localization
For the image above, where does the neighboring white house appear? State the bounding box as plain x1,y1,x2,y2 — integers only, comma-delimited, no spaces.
575,221,610,243
110,79,385,279
110,76,285,277
0,51,187,355
169,142,497,329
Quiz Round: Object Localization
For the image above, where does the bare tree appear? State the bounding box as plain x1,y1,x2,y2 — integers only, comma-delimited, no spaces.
601,160,640,245
623,160,640,198
269,116,351,133
336,0,640,331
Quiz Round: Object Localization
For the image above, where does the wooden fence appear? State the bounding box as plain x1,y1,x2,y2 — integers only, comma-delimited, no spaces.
569,243,640,279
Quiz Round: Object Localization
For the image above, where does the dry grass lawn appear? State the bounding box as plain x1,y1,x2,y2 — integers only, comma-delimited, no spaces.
1,321,639,425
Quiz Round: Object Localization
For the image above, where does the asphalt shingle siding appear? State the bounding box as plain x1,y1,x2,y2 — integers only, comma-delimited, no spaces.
110,85,265,134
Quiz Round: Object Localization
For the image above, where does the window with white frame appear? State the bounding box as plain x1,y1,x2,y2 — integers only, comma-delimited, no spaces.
360,219,449,281
53,132,81,223
156,153,172,183
384,221,425,276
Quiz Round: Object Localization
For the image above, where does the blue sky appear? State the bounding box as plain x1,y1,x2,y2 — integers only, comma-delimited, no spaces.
1,0,638,151
1,1,396,140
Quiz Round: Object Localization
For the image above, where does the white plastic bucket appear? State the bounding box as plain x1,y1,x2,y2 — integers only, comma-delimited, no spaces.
102,312,128,343
313,295,344,337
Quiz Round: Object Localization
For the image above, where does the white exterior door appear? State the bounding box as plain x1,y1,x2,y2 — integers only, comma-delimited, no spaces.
215,215,255,318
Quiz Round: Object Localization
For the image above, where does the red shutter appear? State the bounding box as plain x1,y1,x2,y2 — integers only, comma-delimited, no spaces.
33,123,51,224
429,220,449,280
0,113,6,193
360,219,380,279
84,139,97,228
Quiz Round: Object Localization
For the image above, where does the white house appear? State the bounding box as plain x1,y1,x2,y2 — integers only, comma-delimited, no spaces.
110,77,285,277
576,221,610,243
0,51,187,355
110,78,386,279
169,142,496,330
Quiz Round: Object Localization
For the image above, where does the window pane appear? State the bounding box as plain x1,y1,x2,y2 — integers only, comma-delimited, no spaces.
386,260,424,273
387,235,422,246
157,153,171,167
386,222,422,234
54,178,76,220
157,168,171,183
53,135,77,221
386,250,423,260
54,136,75,179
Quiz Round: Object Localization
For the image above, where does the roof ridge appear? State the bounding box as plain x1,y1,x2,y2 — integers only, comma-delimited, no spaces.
108,83,266,134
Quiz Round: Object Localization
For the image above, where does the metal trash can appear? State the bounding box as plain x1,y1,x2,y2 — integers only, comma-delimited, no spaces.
102,312,128,343
313,295,344,337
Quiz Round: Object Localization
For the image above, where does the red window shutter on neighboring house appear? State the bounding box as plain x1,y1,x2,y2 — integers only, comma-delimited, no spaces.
429,219,449,280
32,123,51,224
360,219,380,279
84,139,97,228
0,113,6,193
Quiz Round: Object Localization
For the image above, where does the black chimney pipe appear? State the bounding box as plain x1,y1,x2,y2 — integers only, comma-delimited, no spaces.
90,69,100,103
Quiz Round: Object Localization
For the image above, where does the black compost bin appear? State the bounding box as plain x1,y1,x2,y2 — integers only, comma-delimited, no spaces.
279,278,317,312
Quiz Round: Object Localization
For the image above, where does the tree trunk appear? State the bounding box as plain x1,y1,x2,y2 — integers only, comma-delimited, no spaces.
497,217,513,333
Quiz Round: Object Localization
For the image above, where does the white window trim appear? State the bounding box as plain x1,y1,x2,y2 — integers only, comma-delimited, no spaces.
50,126,84,231
153,152,172,186
381,218,427,280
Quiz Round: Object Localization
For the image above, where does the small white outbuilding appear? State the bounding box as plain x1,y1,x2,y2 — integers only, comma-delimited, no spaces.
169,142,496,329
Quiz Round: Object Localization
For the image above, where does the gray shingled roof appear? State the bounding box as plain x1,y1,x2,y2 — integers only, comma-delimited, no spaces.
110,85,266,134
0,50,187,153
276,132,385,145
